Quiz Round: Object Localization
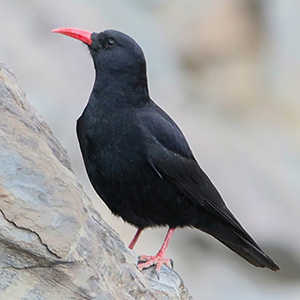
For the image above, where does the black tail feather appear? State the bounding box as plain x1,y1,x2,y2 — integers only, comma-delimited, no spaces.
215,234,279,271
195,217,279,271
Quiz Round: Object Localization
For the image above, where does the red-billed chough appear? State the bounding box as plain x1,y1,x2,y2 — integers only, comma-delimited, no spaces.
53,28,279,276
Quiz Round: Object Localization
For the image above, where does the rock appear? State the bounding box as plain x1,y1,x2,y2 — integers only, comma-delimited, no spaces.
0,61,192,300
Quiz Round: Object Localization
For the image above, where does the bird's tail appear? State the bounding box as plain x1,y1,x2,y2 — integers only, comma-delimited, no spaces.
215,233,279,271
195,217,279,271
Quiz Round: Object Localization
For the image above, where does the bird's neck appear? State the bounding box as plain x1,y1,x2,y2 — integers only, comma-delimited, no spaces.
90,69,150,109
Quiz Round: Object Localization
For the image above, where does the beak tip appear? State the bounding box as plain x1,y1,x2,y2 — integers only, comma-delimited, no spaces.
51,27,93,45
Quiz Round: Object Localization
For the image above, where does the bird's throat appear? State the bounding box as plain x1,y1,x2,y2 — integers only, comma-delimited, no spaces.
92,71,150,108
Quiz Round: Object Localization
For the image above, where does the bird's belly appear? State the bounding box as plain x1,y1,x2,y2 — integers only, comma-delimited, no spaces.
78,123,199,228
87,159,198,228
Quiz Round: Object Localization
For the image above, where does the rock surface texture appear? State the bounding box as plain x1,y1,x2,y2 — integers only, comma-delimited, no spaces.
0,61,192,300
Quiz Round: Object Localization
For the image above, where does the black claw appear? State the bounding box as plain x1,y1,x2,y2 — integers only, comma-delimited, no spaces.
137,257,146,264
170,259,174,269
156,270,160,280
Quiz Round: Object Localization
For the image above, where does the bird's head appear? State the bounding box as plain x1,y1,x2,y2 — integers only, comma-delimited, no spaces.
53,28,148,92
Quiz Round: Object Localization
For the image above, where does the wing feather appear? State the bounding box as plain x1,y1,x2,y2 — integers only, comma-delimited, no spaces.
141,105,251,234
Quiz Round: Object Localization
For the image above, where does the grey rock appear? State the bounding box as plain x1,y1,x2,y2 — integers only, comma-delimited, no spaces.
0,61,192,300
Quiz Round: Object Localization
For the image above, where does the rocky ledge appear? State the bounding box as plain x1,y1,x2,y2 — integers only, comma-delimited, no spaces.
0,61,191,300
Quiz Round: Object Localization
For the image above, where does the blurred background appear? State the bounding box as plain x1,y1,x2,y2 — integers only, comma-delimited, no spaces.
0,0,299,298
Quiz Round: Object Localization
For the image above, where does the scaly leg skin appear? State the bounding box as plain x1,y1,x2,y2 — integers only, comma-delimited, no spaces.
129,228,143,250
137,227,175,279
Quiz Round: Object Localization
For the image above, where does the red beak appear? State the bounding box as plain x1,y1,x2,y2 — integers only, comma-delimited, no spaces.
52,28,92,45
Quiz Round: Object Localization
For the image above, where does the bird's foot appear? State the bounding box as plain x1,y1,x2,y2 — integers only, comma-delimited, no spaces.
138,254,174,279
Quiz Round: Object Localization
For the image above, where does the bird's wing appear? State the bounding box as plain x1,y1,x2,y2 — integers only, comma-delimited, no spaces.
140,104,224,208
141,104,246,230
140,105,280,271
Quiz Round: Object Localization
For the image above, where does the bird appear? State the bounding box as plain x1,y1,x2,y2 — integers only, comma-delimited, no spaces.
53,27,279,277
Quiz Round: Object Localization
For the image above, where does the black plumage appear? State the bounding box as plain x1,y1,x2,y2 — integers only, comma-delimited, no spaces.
53,28,279,274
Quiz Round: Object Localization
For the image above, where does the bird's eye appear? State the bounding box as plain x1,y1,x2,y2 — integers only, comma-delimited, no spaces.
105,38,116,48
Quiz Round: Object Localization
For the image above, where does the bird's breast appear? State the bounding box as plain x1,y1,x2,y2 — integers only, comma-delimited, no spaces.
77,109,147,181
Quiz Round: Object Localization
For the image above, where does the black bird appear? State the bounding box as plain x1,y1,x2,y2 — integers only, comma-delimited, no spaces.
53,27,279,275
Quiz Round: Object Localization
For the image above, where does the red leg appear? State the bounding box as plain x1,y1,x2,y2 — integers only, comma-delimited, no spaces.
138,227,175,278
129,228,143,250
